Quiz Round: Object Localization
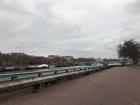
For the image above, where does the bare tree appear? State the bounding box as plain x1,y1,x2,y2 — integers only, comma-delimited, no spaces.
117,39,140,64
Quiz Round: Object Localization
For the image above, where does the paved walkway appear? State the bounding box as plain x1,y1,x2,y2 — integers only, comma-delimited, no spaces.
1,67,140,105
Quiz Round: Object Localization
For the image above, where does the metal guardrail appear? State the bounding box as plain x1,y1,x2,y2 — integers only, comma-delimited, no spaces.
0,64,119,82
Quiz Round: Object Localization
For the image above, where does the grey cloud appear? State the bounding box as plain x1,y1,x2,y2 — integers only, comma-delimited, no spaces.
120,0,140,42
0,0,139,58
125,0,140,14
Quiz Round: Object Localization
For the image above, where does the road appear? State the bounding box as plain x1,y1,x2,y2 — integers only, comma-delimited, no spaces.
0,66,140,105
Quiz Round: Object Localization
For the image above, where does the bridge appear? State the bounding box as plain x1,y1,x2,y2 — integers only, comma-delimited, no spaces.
0,63,139,105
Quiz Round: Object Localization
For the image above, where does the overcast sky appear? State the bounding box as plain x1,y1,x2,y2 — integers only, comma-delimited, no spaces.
0,0,139,58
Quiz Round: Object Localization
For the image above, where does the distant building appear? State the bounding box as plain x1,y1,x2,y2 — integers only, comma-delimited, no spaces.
15,56,25,66
96,58,104,63
0,52,50,68
62,56,74,62
12,53,28,66
48,55,60,59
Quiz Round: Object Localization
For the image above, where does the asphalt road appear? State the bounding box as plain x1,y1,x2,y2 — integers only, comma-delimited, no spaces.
1,66,140,105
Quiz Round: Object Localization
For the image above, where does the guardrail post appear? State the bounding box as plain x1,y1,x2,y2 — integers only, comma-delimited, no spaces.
54,71,57,74
73,69,76,71
38,72,42,77
66,69,68,73
84,68,86,71
11,75,18,81
79,68,82,71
